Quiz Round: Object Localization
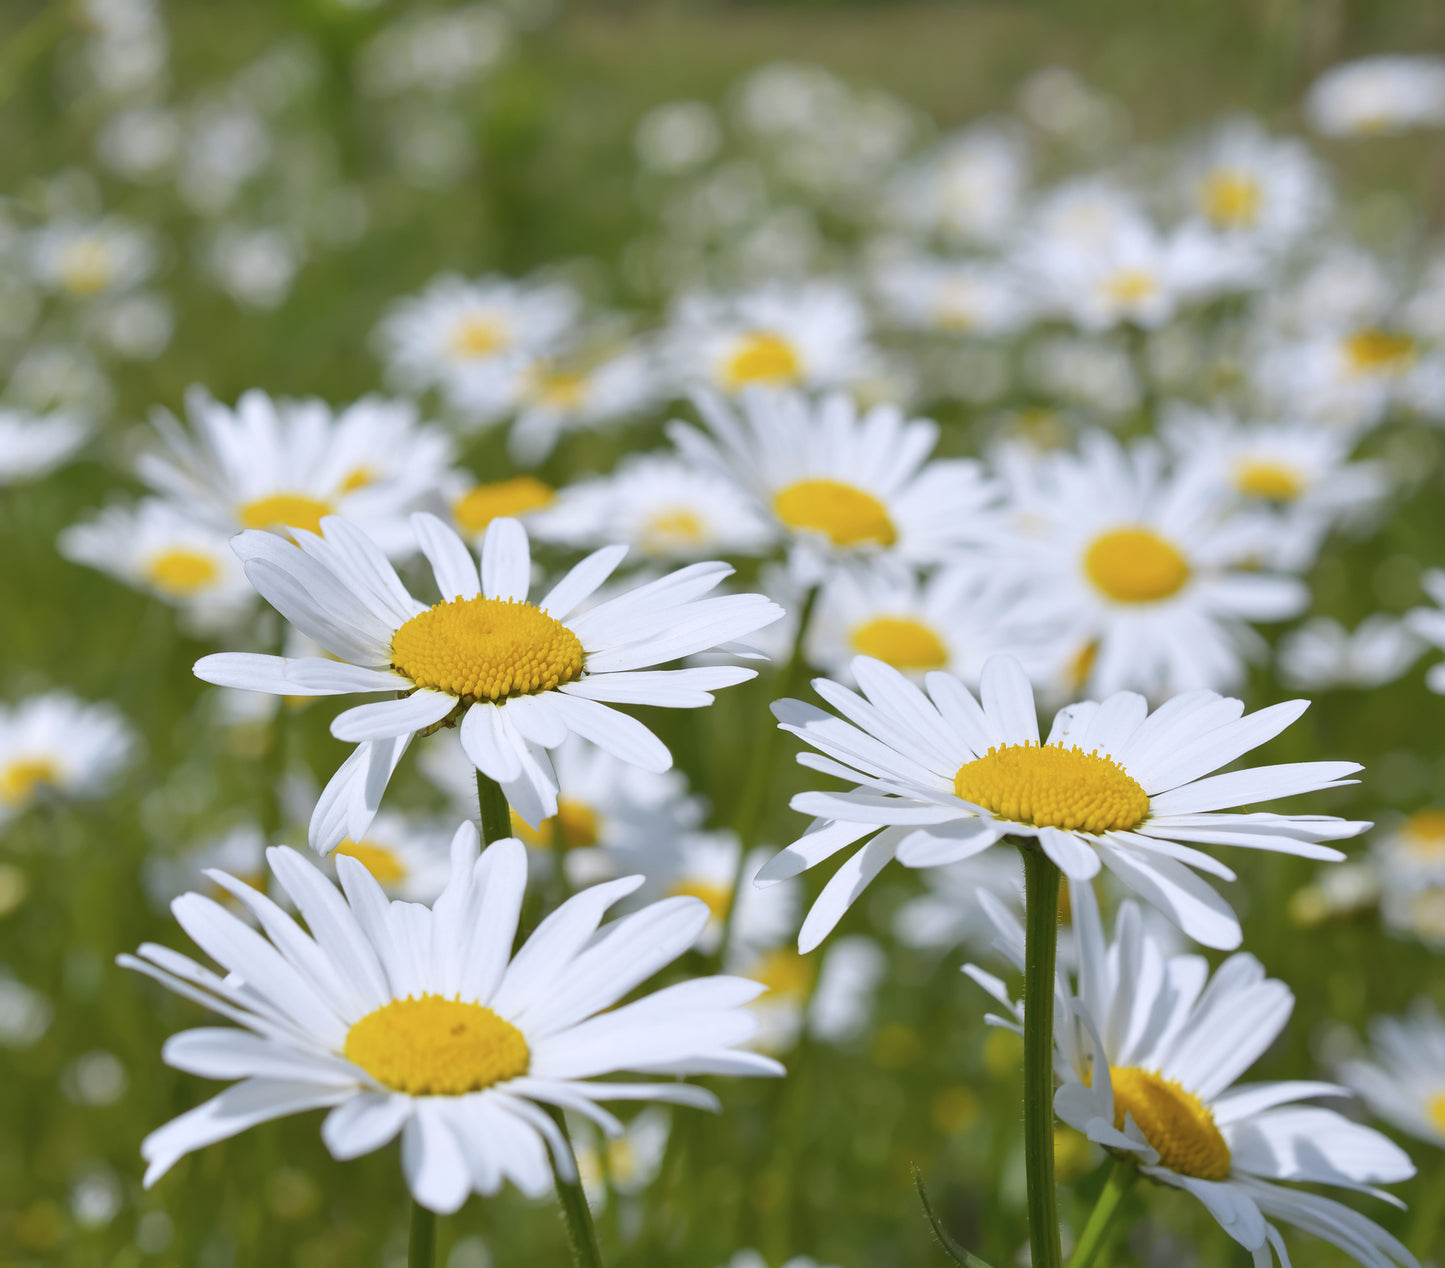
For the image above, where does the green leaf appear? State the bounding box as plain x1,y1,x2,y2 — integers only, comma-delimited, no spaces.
912,1165,999,1268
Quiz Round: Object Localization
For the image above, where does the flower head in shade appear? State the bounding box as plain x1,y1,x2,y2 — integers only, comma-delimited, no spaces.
1343,1000,1445,1149
0,693,136,824
0,408,90,485
137,388,454,558
967,881,1417,1268
1306,55,1445,137
194,513,782,852
119,827,782,1212
765,653,1367,951
669,388,999,585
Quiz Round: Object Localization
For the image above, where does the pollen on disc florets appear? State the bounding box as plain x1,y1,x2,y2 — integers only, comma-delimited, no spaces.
345,994,529,1095
953,742,1150,834
391,595,585,701
1109,1065,1231,1181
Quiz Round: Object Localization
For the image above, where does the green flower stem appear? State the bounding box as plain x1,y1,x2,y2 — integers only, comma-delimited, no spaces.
408,1201,436,1268
476,770,512,845
712,582,820,968
1067,1159,1136,1268
1021,843,1064,1268
545,1105,605,1268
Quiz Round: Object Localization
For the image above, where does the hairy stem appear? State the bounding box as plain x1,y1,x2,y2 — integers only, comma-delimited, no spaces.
1021,844,1063,1268
545,1105,605,1267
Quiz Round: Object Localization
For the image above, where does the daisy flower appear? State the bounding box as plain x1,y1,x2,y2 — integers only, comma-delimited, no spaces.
29,216,156,298
764,652,1368,951
59,499,255,634
194,513,782,850
986,431,1307,697
323,811,454,905
529,454,774,562
1405,569,1445,693
444,474,560,549
504,343,659,467
1343,1001,1445,1149
0,693,136,824
143,824,270,913
1276,616,1422,692
119,826,782,1212
662,282,874,396
967,881,1417,1268
574,1106,671,1209
881,123,1030,246
1372,808,1445,949
668,387,999,585
872,254,1034,338
1305,55,1445,137
0,408,90,485
137,388,454,558
374,273,580,425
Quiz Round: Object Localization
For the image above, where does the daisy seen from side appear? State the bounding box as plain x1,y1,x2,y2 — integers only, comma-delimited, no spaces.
1343,1001,1445,1150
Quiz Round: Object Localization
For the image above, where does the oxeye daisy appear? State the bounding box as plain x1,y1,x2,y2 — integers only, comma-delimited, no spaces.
764,653,1367,951
966,882,1417,1268
1276,615,1422,692
29,216,156,298
1305,55,1445,137
1405,569,1445,693
137,387,454,557
444,474,559,547
0,407,90,485
0,693,137,824
668,387,1000,585
1343,1001,1445,1149
193,512,782,851
987,431,1307,697
118,826,783,1213
1372,808,1445,949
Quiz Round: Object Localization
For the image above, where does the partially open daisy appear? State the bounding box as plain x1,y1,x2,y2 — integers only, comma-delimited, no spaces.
119,826,782,1213
1343,1000,1445,1150
194,513,782,851
764,653,1367,951
137,388,454,558
966,881,1417,1268
669,387,1000,584
0,693,136,825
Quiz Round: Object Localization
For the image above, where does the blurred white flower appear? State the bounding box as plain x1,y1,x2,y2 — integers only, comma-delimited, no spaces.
30,216,156,298
89,291,174,360
574,1107,671,1208
206,225,303,310
883,123,1029,245
1306,55,1445,137
1343,1001,1445,1148
178,105,272,213
0,974,51,1048
358,5,509,97
635,101,721,174
872,253,1034,337
1277,616,1422,691
95,105,181,182
0,408,90,485
1406,568,1445,693
0,693,136,824
1373,808,1445,948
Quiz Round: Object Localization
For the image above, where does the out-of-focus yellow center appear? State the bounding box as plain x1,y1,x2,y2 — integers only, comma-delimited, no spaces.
1344,329,1416,375
750,948,816,999
240,494,333,536
1409,889,1445,941
0,758,59,806
453,477,555,536
448,314,507,360
1084,527,1191,603
1067,640,1099,692
334,838,408,885
1426,1091,1445,1136
1199,169,1262,229
58,240,115,295
638,508,708,554
773,479,896,548
1109,1065,1231,1180
954,742,1150,834
1233,459,1305,502
145,548,221,596
668,879,733,921
338,466,376,494
533,368,588,409
849,616,949,671
391,597,584,701
1402,809,1445,860
344,995,528,1095
1103,269,1158,304
509,799,600,850
724,331,802,389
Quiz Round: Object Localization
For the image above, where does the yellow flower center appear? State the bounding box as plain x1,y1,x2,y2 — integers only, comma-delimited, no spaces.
638,508,707,554
1401,809,1445,859
1067,640,1099,692
668,879,733,921
334,838,408,885
392,597,584,702
1109,1065,1231,1181
724,331,802,389
1427,1091,1445,1136
145,548,221,596
1084,527,1191,603
1103,269,1158,304
953,742,1150,834
749,948,816,999
848,616,949,671
1232,459,1305,502
452,477,555,536
533,368,587,408
1199,169,1262,229
448,315,508,360
0,758,59,806
509,798,599,850
344,994,528,1095
773,479,896,549
239,494,334,537
1408,889,1445,940
57,240,115,295
1344,328,1416,375
338,466,376,494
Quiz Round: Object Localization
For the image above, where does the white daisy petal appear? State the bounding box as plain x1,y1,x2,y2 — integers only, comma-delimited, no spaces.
331,690,456,743
322,1093,413,1160
412,512,481,602
481,516,531,603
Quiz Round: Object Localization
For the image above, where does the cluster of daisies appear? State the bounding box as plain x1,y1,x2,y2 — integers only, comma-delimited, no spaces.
5,24,1445,1268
